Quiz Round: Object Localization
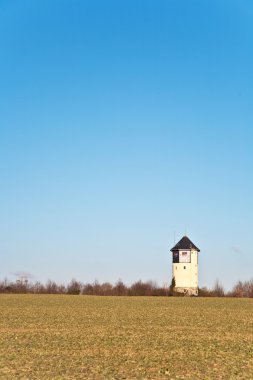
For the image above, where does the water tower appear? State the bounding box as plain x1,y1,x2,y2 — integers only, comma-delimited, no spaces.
170,236,200,296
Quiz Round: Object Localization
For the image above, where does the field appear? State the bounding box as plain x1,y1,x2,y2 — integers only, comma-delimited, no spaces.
0,296,252,379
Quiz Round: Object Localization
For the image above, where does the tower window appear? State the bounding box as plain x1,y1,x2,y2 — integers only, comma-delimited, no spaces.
173,251,179,263
184,266,186,269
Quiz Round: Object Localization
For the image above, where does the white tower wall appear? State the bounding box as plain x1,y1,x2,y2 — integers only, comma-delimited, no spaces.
172,249,198,295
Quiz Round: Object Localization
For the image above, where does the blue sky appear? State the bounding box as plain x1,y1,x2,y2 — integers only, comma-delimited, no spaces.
0,0,252,290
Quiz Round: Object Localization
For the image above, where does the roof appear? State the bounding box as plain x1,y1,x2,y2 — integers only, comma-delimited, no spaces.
170,236,200,252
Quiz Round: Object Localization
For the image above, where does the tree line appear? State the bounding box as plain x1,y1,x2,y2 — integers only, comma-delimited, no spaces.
0,278,253,297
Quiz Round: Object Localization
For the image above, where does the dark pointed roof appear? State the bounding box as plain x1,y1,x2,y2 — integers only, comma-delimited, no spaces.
170,236,200,252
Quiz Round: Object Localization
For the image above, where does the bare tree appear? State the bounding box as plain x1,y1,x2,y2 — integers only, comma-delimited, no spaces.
67,279,81,295
213,280,225,297
113,280,127,296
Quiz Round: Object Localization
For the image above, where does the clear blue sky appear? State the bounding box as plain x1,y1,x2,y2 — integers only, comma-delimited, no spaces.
1,0,252,290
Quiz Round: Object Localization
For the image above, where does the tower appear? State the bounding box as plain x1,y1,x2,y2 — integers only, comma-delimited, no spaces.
170,236,200,296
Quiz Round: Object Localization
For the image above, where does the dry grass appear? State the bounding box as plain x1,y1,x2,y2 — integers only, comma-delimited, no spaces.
0,295,252,379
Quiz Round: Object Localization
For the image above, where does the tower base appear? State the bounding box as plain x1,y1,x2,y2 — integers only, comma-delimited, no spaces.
175,287,198,296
